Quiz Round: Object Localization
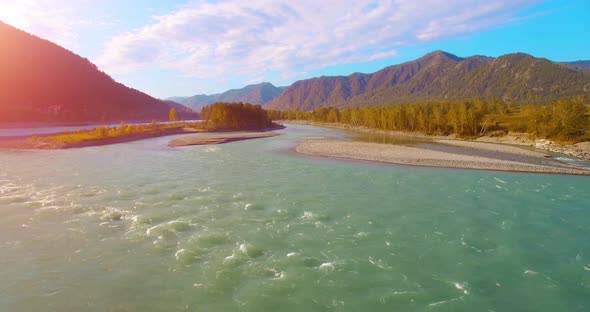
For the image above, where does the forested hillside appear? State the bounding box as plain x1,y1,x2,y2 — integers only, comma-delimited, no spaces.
0,22,190,123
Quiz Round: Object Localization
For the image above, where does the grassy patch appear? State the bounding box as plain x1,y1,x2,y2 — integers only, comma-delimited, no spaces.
29,121,204,145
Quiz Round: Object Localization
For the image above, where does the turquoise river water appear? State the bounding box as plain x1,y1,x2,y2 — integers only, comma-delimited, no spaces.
0,124,589,311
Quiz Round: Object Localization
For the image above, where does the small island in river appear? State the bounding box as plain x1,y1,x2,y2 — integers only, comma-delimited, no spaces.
0,103,283,149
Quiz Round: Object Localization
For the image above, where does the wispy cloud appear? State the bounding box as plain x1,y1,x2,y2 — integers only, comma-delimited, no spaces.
97,0,536,83
0,0,103,50
2,0,537,86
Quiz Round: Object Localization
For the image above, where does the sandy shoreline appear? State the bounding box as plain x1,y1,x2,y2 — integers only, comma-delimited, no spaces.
284,120,590,161
0,126,281,150
296,138,590,175
169,132,280,147
0,128,197,149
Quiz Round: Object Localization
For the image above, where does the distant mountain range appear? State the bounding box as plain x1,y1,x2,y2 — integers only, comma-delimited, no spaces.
0,22,196,123
561,61,590,73
3,19,588,122
168,82,286,112
265,51,590,111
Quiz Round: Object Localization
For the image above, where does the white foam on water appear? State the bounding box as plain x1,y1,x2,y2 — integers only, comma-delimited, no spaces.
275,209,287,215
41,288,65,297
368,256,389,270
301,211,315,220
175,249,186,260
99,207,131,222
146,224,175,237
239,243,249,254
167,220,192,231
391,291,417,295
266,268,285,280
244,203,253,210
453,282,469,295
554,156,576,162
459,236,482,253
494,177,507,184
583,266,590,271
238,242,264,258
287,252,300,257
131,214,152,225
146,219,192,237
205,146,220,153
65,228,85,234
428,296,463,307
319,262,335,272
0,183,20,195
354,232,369,238
524,269,539,275
223,253,243,266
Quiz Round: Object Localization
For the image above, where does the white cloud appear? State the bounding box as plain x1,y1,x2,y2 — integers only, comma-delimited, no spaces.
19,0,533,85
0,0,98,50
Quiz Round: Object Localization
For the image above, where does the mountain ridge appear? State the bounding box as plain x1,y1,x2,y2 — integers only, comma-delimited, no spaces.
0,21,197,123
265,51,590,111
170,82,286,112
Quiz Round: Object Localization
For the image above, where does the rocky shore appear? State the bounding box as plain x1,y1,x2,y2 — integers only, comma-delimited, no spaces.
168,131,280,147
296,138,590,176
284,121,590,161
534,140,590,160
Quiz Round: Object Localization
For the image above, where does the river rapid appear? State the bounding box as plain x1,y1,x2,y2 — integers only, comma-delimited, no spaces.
0,124,589,311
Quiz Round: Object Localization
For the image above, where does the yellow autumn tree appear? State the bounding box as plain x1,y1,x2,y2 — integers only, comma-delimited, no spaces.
169,108,178,122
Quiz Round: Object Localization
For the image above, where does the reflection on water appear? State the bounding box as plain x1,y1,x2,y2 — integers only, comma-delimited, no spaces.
350,131,430,145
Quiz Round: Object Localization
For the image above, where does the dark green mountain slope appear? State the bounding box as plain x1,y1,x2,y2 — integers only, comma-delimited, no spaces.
0,22,194,123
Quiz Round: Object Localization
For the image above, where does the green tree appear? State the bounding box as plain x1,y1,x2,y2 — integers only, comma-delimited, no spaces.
202,102,273,130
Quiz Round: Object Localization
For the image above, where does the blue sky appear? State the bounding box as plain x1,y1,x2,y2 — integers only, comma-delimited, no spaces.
0,0,588,98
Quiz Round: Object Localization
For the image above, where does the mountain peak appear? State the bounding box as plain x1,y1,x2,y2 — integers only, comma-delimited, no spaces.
174,82,285,111
496,52,536,61
253,82,275,87
422,50,463,62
